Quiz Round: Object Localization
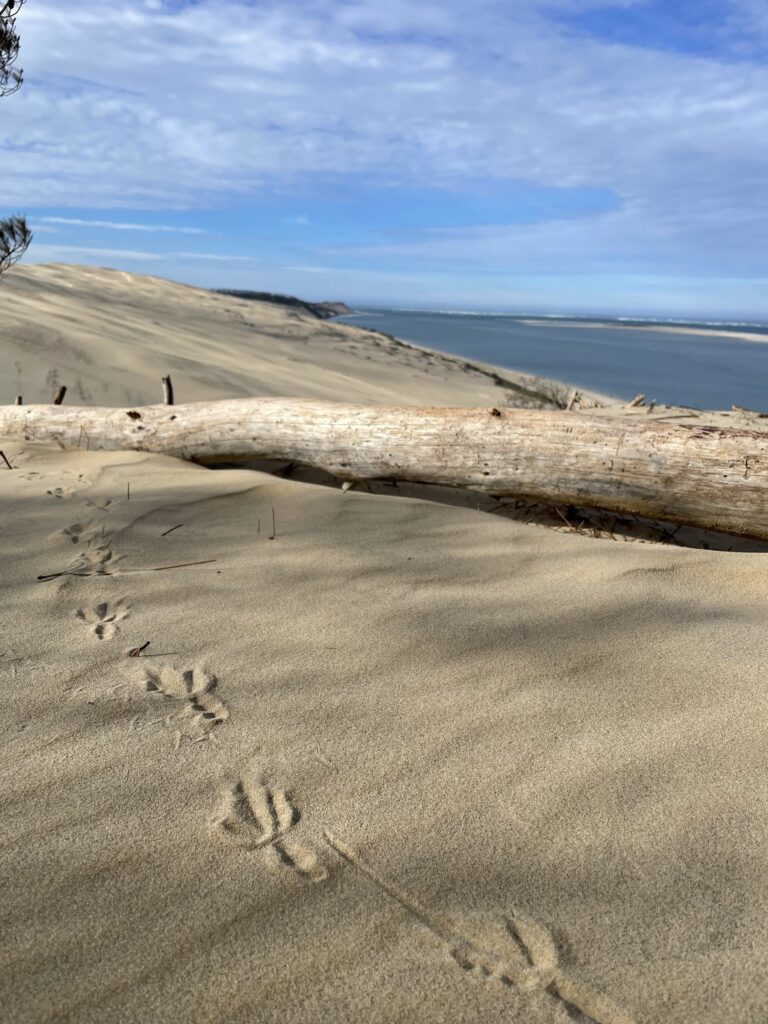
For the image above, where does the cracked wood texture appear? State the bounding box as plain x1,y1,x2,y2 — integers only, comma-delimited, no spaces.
2,398,768,538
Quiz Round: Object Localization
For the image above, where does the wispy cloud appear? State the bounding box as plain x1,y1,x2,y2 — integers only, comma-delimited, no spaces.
8,1,767,209
5,0,768,311
175,251,258,262
36,216,206,234
31,244,258,264
31,244,167,261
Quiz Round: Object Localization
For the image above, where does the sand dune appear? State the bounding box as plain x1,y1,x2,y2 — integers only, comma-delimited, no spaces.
2,265,768,1023
0,263,582,409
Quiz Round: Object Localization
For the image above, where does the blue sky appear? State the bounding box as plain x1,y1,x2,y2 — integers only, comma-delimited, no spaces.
3,0,768,316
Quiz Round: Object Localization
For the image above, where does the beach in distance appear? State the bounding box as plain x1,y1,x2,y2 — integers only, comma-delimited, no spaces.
2,265,768,1024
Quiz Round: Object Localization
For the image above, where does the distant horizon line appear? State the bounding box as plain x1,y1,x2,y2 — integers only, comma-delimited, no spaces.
337,307,768,330
21,260,768,330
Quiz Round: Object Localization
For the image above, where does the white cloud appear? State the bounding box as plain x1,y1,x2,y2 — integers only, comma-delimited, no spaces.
29,244,257,264
3,2,763,195
30,244,167,261
174,251,258,262
3,0,768,286
36,216,206,233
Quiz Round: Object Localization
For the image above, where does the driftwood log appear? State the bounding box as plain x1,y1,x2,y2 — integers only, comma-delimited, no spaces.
2,398,768,538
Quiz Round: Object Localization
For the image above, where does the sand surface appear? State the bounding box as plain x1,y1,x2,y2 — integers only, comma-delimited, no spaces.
522,317,768,345
2,266,768,1023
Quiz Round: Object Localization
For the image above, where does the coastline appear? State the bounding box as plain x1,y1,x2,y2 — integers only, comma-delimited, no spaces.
0,263,609,410
335,309,768,409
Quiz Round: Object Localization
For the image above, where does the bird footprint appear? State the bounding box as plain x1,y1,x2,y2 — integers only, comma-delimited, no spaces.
143,666,228,739
76,599,131,640
323,833,635,1024
61,520,100,545
450,909,635,1023
213,779,326,882
85,498,115,512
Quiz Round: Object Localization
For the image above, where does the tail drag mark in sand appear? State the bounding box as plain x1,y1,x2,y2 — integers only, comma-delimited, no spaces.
323,831,635,1024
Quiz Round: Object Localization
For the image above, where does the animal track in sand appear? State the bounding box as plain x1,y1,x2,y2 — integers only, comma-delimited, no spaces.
143,666,228,740
323,832,635,1024
76,599,131,640
85,497,115,512
61,521,101,545
70,540,120,575
39,535,121,585
46,486,75,499
447,911,635,1024
212,779,327,882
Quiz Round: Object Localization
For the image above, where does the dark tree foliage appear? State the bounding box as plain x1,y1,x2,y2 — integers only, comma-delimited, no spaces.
1,0,25,97
1,1,30,274
0,214,32,273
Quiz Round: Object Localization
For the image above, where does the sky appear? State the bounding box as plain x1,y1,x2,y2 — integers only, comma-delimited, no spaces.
3,0,768,317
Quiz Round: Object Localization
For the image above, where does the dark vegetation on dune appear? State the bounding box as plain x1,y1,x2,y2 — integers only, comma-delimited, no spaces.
1,2,31,276
215,289,353,320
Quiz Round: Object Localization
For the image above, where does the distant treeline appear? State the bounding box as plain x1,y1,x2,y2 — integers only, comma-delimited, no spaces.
215,289,352,320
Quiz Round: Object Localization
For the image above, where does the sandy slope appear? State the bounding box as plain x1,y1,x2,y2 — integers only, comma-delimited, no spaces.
1,443,767,1024
0,264,584,409
2,265,768,1024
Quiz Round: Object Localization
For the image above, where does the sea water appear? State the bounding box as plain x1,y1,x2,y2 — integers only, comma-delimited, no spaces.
336,309,768,410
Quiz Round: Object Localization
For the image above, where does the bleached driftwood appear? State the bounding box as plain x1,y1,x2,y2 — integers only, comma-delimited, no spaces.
2,398,768,538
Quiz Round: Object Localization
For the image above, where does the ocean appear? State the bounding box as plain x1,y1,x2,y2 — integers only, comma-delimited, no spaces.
336,309,768,410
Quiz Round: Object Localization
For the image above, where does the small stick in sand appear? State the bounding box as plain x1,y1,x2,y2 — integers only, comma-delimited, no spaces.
151,558,217,571
14,395,22,405
37,558,216,582
127,481,131,501
269,507,276,540
0,450,14,470
37,570,99,581
555,506,574,531
627,393,646,408
161,523,183,537
128,641,151,657
162,375,174,405
53,385,67,405
555,506,584,533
